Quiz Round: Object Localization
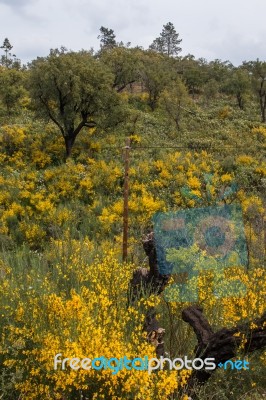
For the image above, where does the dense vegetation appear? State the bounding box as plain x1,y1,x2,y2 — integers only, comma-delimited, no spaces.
0,26,265,399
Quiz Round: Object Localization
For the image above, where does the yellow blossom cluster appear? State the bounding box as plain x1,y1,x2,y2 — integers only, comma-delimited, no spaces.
0,120,265,398
0,252,179,399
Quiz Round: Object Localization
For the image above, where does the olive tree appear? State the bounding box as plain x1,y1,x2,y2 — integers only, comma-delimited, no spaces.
159,78,193,130
0,67,26,114
28,48,120,157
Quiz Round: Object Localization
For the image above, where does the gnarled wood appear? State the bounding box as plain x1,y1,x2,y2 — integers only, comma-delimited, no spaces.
128,232,266,395
143,307,165,357
182,306,266,391
182,305,214,347
128,232,170,302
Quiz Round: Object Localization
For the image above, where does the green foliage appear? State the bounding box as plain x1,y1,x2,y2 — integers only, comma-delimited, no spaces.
180,55,209,97
0,38,13,67
0,67,26,115
99,46,142,92
98,26,117,49
139,51,176,110
207,59,233,83
222,68,251,110
159,78,193,130
0,38,20,69
149,22,182,57
242,59,266,122
28,48,122,157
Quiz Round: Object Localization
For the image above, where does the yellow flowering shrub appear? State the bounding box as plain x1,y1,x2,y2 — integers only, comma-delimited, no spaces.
0,111,265,400
0,252,179,399
251,126,266,138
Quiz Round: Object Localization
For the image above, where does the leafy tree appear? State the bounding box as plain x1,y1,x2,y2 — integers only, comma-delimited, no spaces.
0,38,20,69
180,55,208,97
149,22,182,57
28,49,121,158
0,67,26,114
139,51,176,110
207,59,233,84
159,78,192,130
204,59,233,99
99,47,142,92
1,38,13,65
242,59,266,122
222,68,251,110
200,60,233,104
203,79,220,104
98,26,117,50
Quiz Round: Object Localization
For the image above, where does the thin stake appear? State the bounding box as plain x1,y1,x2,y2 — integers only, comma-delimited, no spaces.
122,137,131,262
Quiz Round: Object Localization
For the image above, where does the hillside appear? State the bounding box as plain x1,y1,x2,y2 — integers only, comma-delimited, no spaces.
0,48,265,400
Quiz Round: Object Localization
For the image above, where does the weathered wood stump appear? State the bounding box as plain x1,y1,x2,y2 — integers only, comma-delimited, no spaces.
129,232,170,301
182,306,266,391
128,232,266,394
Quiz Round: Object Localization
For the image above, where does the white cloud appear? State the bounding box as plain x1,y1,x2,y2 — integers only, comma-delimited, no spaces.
0,0,32,7
0,0,265,65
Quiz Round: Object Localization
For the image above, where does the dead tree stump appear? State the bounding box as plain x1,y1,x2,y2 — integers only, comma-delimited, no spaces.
128,232,266,394
182,306,266,390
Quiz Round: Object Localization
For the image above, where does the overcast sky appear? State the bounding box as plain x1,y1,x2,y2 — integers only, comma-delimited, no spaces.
0,0,265,66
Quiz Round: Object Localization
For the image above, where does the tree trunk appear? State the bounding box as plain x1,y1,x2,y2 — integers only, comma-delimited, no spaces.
182,306,266,394
261,96,266,123
64,135,76,159
143,307,165,357
237,92,244,110
259,83,266,123
128,232,170,303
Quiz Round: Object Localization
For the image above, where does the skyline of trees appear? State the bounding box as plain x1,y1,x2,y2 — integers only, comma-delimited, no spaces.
2,21,265,68
1,25,266,157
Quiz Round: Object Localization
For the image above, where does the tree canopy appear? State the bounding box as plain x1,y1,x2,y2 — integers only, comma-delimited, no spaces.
242,59,266,122
149,22,182,57
0,37,20,69
98,26,117,50
28,48,121,157
0,67,26,114
99,46,142,92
